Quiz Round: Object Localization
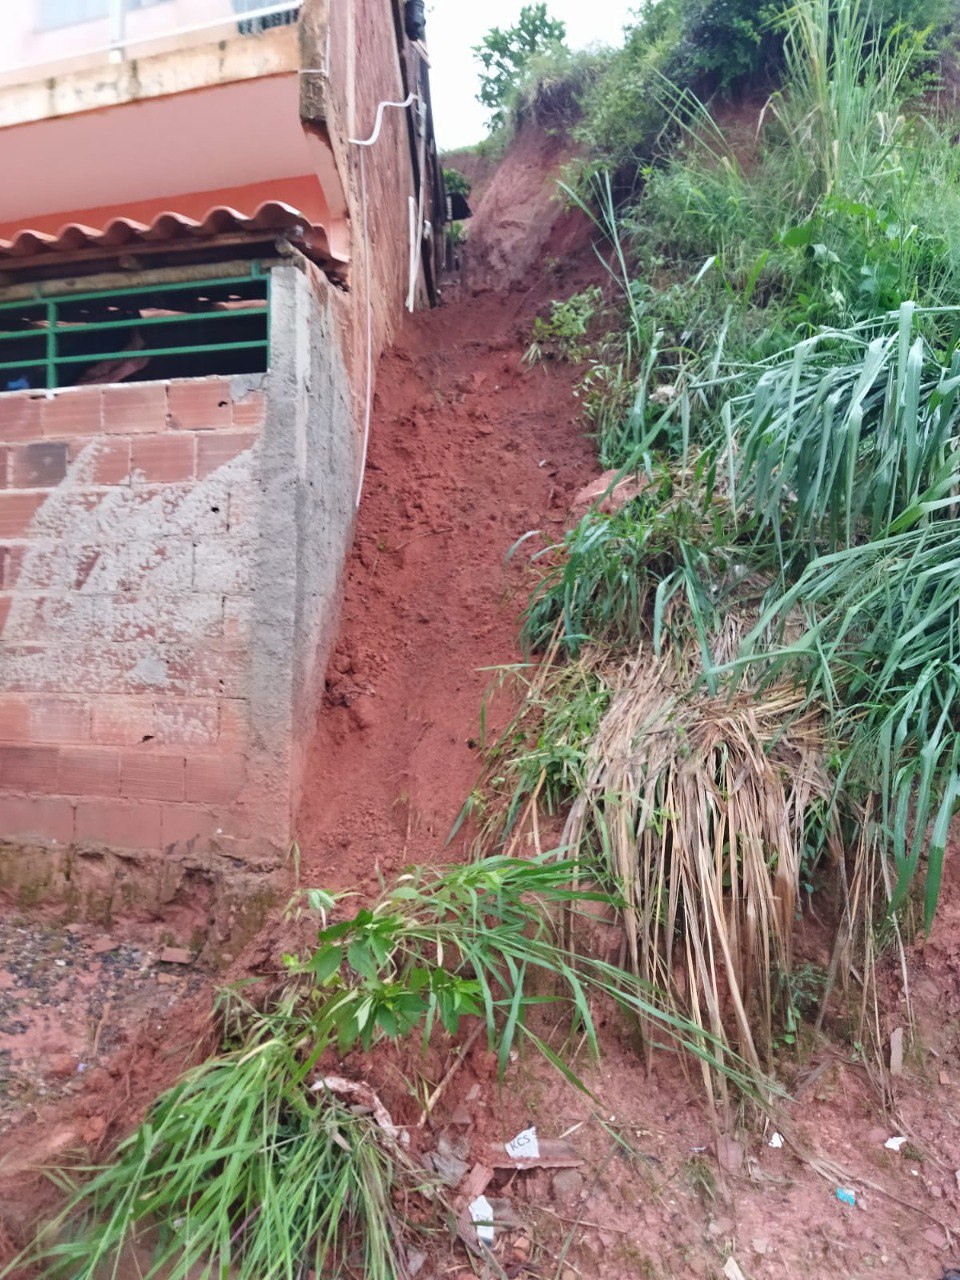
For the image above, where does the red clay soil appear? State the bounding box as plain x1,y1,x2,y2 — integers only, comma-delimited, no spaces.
295,131,598,886
3,123,960,1280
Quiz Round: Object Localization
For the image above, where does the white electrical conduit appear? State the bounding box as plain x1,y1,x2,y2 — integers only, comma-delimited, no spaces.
349,92,422,509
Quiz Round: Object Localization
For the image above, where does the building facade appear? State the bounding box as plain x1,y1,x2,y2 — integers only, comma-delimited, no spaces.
0,0,444,926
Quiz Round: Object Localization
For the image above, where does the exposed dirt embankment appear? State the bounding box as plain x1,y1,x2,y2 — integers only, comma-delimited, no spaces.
295,124,598,883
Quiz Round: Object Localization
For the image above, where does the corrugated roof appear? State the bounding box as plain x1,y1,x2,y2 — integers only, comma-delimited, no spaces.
0,200,338,274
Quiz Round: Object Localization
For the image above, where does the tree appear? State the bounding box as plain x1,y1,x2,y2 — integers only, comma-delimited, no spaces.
473,4,568,130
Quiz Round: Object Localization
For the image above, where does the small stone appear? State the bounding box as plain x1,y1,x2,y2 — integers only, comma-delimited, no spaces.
551,1169,585,1206
47,1054,78,1080
0,970,15,991
708,1217,735,1238
716,1137,744,1174
159,947,193,965
940,1071,952,1086
81,1115,107,1145
450,1105,472,1126
867,1127,888,1145
90,936,118,955
752,1238,770,1255
512,1234,533,1259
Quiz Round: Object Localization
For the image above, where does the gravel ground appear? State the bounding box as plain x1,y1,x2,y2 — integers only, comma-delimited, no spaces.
0,911,204,1133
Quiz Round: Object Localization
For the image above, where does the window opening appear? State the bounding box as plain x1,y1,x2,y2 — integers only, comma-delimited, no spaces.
0,268,270,391
36,0,168,31
231,0,300,35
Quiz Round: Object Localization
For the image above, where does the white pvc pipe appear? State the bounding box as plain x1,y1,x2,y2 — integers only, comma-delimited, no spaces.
350,92,422,510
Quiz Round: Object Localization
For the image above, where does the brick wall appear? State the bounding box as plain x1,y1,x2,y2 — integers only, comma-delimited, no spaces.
0,376,265,854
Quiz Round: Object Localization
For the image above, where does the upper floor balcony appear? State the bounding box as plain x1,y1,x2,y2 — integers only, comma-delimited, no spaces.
0,1,302,97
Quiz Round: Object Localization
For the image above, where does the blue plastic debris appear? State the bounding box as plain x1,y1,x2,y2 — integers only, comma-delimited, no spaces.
836,1187,856,1207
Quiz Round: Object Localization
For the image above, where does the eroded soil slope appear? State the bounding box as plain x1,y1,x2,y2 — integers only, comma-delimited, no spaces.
297,129,597,881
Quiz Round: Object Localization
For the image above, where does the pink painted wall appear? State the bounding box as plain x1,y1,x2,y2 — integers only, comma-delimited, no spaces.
1,0,271,77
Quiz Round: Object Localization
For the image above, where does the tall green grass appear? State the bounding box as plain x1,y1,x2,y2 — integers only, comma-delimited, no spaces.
503,0,960,1066
13,859,760,1280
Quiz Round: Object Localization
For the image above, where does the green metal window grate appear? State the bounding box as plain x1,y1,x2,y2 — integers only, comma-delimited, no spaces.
0,267,270,392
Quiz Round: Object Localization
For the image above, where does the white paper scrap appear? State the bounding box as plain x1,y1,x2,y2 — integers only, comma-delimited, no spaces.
885,1135,908,1151
768,1132,785,1149
505,1125,540,1161
468,1194,495,1245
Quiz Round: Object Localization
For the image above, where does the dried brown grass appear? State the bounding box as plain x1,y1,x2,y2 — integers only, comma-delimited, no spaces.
558,641,842,1094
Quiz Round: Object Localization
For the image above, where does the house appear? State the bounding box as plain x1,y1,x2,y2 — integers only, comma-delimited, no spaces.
0,0,445,929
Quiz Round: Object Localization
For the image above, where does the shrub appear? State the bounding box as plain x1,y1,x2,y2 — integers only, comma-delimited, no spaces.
474,3,568,130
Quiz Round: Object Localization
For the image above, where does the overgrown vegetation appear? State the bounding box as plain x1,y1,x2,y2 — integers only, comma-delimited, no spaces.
473,2,569,130
12,859,755,1279
487,0,952,186
489,0,960,1074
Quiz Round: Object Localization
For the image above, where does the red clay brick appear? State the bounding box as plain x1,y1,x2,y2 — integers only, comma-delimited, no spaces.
168,379,231,432
0,595,10,635
0,392,43,443
196,431,256,478
153,700,218,747
121,751,185,801
163,646,248,698
91,698,156,745
69,437,131,485
59,746,120,796
217,700,250,750
184,754,246,805
0,547,22,591
28,697,89,744
0,695,29,742
41,388,102,437
0,745,59,792
161,803,218,848
102,383,167,435
0,448,8,488
75,798,161,848
232,390,266,429
0,492,45,537
0,794,74,844
10,441,68,488
131,434,196,484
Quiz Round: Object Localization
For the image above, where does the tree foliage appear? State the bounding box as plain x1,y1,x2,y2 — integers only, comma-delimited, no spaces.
474,3,568,129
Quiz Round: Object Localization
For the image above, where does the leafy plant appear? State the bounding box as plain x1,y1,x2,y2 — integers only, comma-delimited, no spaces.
14,1033,428,1280
522,464,747,657
286,858,752,1092
474,3,568,130
11,856,762,1280
524,286,603,364
442,167,472,197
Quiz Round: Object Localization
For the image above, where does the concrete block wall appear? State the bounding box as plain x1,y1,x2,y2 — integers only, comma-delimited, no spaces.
0,261,355,917
0,375,265,855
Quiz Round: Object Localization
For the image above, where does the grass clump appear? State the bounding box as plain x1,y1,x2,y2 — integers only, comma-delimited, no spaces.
26,1036,422,1280
13,859,758,1280
490,0,960,1075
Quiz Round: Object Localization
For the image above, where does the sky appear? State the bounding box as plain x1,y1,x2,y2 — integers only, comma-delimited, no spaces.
425,0,637,150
